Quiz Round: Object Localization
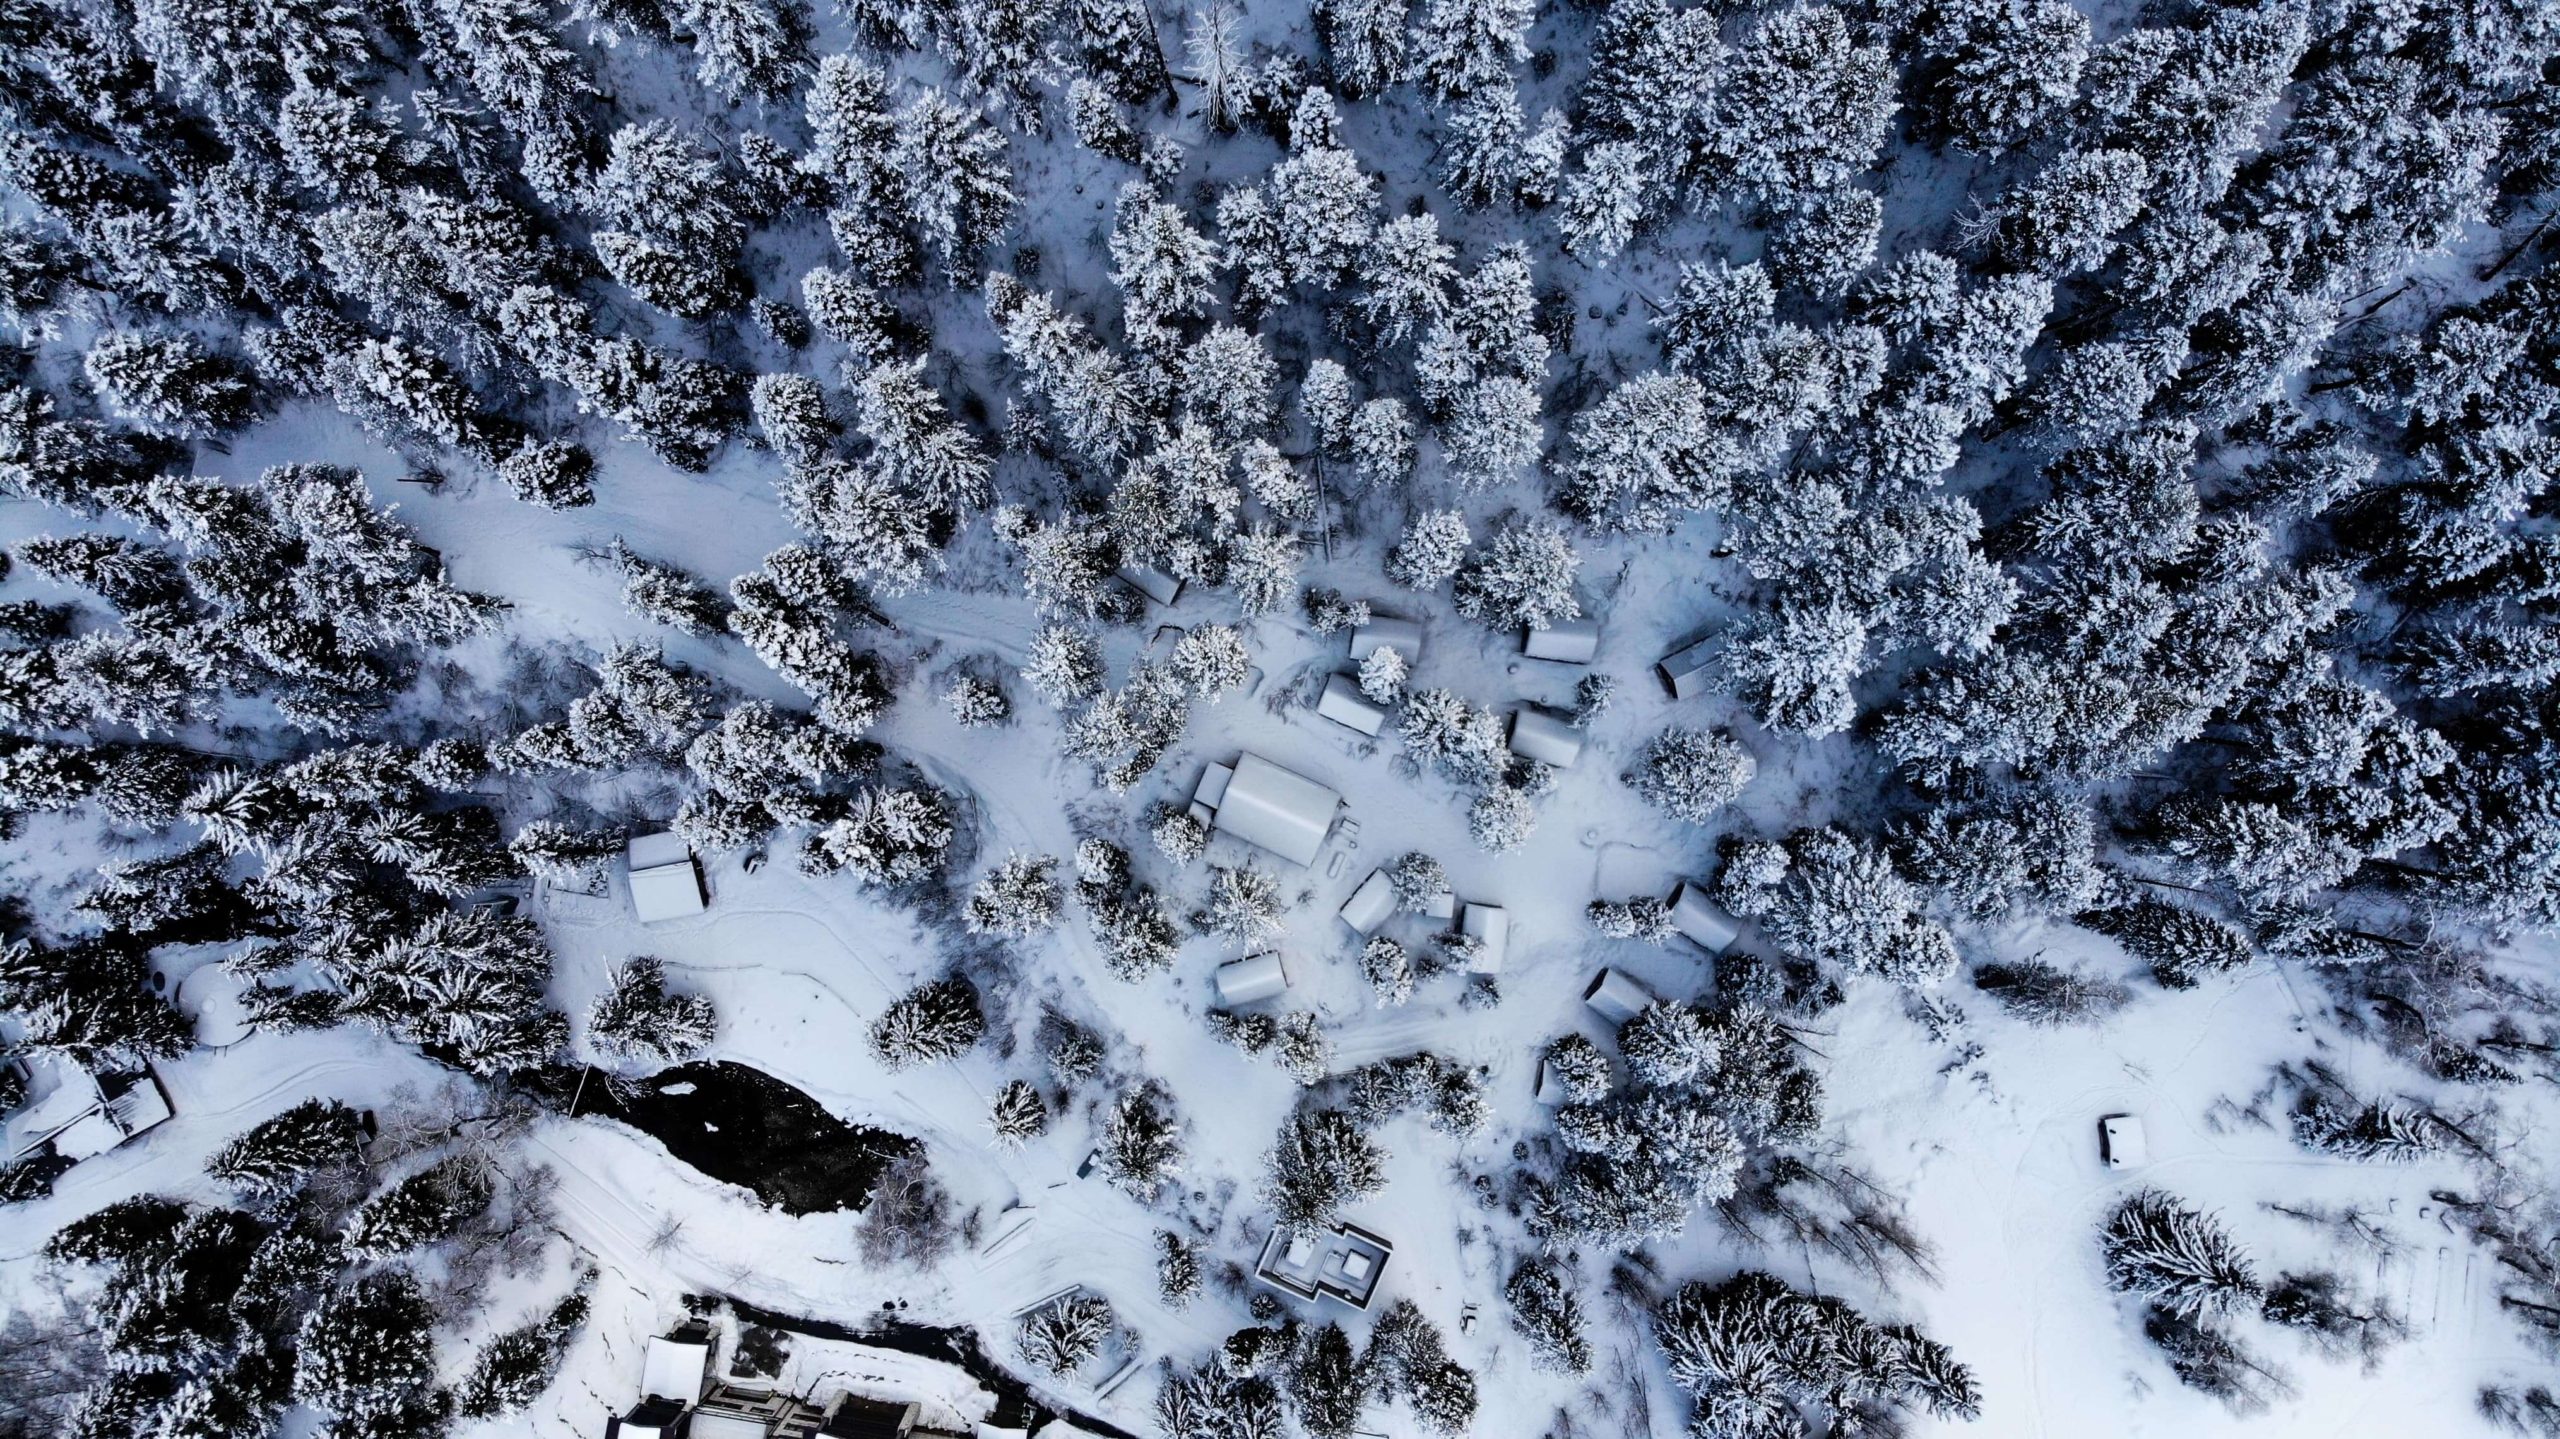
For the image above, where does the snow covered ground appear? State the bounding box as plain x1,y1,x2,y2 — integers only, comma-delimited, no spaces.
11,477,2542,1436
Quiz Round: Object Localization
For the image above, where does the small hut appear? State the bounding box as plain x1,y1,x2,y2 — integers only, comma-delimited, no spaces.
1521,617,1599,664
1658,637,1717,699
626,833,706,923
1339,869,1396,936
1509,708,1585,769
1215,952,1292,1005
1582,967,1656,1024
1316,673,1388,736
1348,615,1423,665
1118,564,1184,607
1666,881,1741,955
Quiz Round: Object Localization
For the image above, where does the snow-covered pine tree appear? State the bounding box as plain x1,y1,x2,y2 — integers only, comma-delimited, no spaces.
1387,508,1470,590
1504,1262,1594,1372
2100,1189,2262,1320
1357,645,1407,704
293,1267,438,1421
1913,0,2086,154
1702,4,1895,204
1156,1229,1203,1306
1357,214,1456,346
1019,1291,1115,1377
1077,0,1172,106
945,673,1011,727
587,957,718,1066
966,853,1064,937
1555,142,1649,264
341,1155,492,1258
494,436,596,511
1022,624,1107,707
1360,936,1414,1006
1264,1106,1387,1236
1111,185,1219,330
1195,863,1285,946
1767,187,1881,297
205,1097,367,1199
1452,513,1579,630
84,332,251,438
2077,897,2252,990
609,541,727,635
989,1078,1050,1146
896,88,1017,278
1410,0,1532,103
1096,1086,1183,1198
870,977,985,1067
1467,786,1536,852
2289,1092,2442,1162
1626,727,1755,823
454,1287,590,1417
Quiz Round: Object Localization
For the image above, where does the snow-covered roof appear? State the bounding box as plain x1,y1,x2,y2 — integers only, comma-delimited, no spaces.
1117,564,1183,606
1461,903,1509,974
49,1110,125,1161
100,1071,170,1138
1533,1058,1571,1106
2101,1114,2149,1168
1256,1220,1393,1310
1193,761,1234,809
640,1330,714,1403
1347,615,1422,664
1212,754,1340,867
1214,952,1290,1005
1659,637,1718,699
628,834,704,923
1666,882,1740,955
629,860,705,923
1339,870,1396,936
628,832,691,871
1316,673,1388,737
1509,708,1585,769
1583,968,1656,1024
1521,617,1599,663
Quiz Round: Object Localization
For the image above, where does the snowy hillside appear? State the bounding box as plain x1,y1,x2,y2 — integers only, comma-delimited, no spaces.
3,0,2560,1436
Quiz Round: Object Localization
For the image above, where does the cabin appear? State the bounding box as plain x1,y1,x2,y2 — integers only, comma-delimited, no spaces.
1315,673,1388,737
1508,708,1585,769
1658,637,1717,700
1207,753,1341,866
6,1061,172,1165
1583,968,1657,1024
1338,869,1396,936
627,833,706,923
1665,881,1741,955
605,1320,939,1439
1520,617,1599,664
1215,952,1291,1005
1347,615,1423,665
607,1324,717,1439
1460,903,1509,974
1256,1219,1394,1310
2101,1114,2149,1169
1117,564,1184,608
1533,1057,1574,1106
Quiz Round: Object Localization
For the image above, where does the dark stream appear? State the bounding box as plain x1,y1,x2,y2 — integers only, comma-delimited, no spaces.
570,1060,915,1215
